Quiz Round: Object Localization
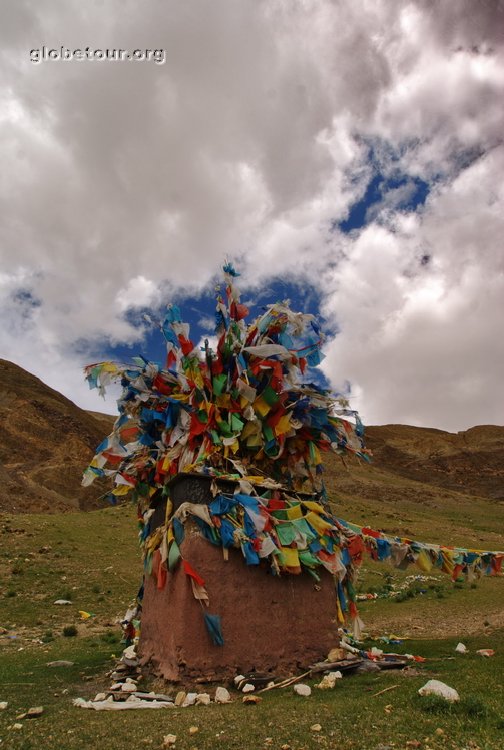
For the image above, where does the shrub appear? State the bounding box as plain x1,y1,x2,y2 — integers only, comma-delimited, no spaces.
63,625,78,637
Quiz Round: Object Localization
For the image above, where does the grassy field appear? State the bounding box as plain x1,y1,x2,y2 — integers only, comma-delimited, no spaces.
1,503,504,750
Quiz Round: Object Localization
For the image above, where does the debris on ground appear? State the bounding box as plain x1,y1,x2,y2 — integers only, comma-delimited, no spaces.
418,679,460,702
293,684,311,697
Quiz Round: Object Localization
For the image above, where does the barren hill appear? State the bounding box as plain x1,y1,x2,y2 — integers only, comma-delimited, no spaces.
1,359,503,519
0,359,113,512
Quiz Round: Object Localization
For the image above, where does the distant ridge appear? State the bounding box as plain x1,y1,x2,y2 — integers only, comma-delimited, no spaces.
0,359,112,512
1,358,503,514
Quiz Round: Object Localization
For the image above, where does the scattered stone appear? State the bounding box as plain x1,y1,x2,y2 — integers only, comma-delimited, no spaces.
12,723,23,730
316,671,342,689
242,683,255,693
126,695,141,703
0,702,8,710
26,706,44,718
435,728,445,736
120,683,137,693
195,693,211,705
53,599,72,605
215,686,231,704
327,647,347,661
418,680,460,702
455,642,467,654
242,695,262,704
163,735,177,746
174,691,186,707
38,546,52,553
354,660,380,674
476,649,495,657
293,684,311,697
188,726,199,735
310,723,322,732
182,692,197,707
234,674,246,685
94,693,107,702
405,741,421,748
121,645,139,666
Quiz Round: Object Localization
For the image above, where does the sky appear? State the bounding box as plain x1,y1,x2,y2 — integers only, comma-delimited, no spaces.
1,0,503,432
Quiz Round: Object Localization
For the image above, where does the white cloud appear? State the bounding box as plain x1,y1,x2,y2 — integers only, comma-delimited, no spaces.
0,0,502,429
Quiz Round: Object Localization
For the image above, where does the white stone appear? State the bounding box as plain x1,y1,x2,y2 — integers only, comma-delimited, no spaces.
182,692,197,707
93,693,106,702
120,683,137,693
195,693,211,705
293,684,311,697
0,702,8,710
418,680,460,703
163,735,177,746
316,671,342,689
215,686,231,703
455,642,467,654
242,683,255,693
234,674,246,685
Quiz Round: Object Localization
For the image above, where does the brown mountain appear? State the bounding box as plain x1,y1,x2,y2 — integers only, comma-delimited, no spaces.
363,423,504,501
1,359,503,517
0,359,114,513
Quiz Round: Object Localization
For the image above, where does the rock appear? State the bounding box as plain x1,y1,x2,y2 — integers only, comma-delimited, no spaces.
455,642,467,654
214,686,231,704
293,684,311,697
26,706,44,718
242,683,255,693
174,690,186,707
355,660,381,674
476,649,495,657
195,693,211,705
310,723,322,731
163,735,177,746
94,693,106,702
0,702,8,710
120,683,137,693
121,645,138,666
53,599,72,605
188,726,199,735
316,671,342,689
46,660,75,668
234,674,246,685
242,695,262,704
182,692,197,707
327,647,347,661
12,723,23,730
418,680,460,702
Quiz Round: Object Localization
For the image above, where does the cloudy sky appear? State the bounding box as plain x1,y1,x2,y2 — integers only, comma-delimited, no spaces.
1,0,503,432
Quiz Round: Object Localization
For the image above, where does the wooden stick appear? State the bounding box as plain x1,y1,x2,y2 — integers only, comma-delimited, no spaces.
258,669,312,693
372,684,399,697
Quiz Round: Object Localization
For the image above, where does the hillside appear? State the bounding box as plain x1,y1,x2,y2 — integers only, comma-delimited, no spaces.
1,358,503,525
0,359,114,512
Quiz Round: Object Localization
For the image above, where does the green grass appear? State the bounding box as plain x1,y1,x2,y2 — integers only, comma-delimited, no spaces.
1,505,504,749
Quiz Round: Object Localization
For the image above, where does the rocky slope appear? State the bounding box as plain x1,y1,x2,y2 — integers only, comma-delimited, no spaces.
0,359,113,512
1,358,503,514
